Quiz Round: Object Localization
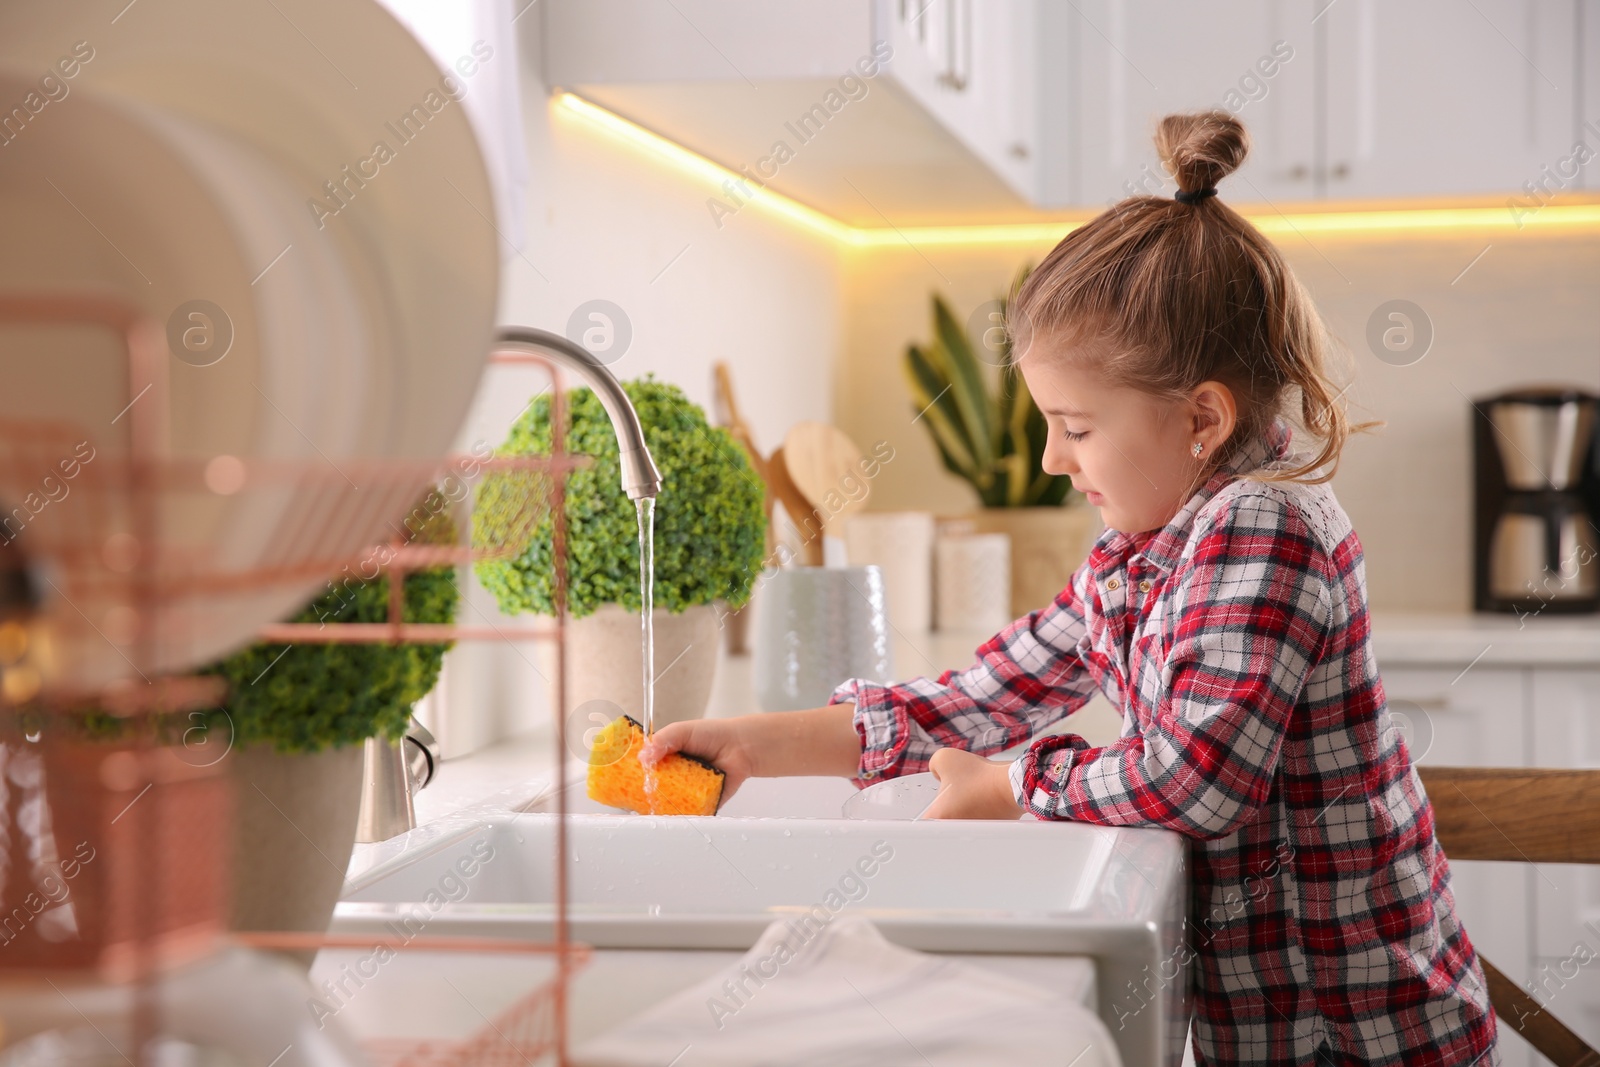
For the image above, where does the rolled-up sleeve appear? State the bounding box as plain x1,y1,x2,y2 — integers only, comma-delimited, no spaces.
1012,488,1334,839
830,558,1104,785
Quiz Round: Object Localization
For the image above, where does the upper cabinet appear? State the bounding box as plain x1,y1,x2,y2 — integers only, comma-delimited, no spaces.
1586,0,1600,191
1053,0,1585,208
1042,0,1316,208
878,0,1039,203
1319,0,1576,201
543,1,1598,223
543,0,1043,227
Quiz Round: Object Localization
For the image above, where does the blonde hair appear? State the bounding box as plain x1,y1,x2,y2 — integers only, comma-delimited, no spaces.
1011,110,1376,485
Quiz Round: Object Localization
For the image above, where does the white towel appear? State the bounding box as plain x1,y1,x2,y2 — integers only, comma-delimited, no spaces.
572,916,1124,1067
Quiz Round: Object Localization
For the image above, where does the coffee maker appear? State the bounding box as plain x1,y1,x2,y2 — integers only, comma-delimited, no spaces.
1472,386,1600,613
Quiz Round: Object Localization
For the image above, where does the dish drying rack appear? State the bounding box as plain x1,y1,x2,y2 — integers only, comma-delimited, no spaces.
0,293,593,1066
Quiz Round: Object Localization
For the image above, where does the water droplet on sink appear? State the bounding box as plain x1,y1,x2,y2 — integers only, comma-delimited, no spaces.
782,829,792,837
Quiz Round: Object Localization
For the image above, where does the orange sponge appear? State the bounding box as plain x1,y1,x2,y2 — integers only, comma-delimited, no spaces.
586,715,724,816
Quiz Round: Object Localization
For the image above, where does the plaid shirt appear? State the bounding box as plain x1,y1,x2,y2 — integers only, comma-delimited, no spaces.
832,418,1499,1067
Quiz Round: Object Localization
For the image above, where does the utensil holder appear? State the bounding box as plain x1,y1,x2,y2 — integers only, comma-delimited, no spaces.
752,566,893,711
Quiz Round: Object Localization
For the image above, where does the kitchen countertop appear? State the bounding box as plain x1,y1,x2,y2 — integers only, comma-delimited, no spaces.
888,611,1600,669
1367,609,1600,666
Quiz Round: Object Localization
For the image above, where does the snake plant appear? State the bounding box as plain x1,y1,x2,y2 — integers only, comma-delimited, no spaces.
903,266,1078,508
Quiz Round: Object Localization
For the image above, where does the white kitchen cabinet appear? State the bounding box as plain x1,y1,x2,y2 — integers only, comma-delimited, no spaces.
1043,0,1315,208
541,0,1044,225
543,0,874,84
542,1,1595,218
1379,669,1531,966
1583,0,1600,191
881,0,1040,200
1055,0,1585,208
1320,0,1577,200
1528,669,1600,1061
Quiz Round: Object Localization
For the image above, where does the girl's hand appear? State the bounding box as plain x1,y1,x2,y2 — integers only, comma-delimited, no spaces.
922,748,1027,821
639,718,756,810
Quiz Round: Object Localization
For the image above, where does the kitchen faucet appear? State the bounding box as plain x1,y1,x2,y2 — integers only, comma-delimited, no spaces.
356,326,663,842
493,325,663,500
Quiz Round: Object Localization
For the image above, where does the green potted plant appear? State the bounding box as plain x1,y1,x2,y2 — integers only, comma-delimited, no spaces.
200,494,458,954
475,376,766,727
903,264,1099,616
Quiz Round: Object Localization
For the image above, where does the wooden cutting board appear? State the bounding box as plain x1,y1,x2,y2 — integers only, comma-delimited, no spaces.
781,421,870,540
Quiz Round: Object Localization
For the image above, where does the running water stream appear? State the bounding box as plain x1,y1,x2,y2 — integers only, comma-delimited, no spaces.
636,496,657,812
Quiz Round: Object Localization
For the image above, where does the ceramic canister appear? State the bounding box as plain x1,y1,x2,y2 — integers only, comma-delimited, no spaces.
752,565,894,711
935,533,1012,633
842,511,935,632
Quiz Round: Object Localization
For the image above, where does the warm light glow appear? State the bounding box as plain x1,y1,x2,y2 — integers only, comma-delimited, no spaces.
554,92,853,244
555,92,1600,247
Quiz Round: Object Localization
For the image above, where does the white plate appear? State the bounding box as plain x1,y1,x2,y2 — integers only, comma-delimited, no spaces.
0,0,499,684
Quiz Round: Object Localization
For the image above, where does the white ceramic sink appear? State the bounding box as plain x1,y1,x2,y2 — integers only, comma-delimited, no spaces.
336,799,1189,1066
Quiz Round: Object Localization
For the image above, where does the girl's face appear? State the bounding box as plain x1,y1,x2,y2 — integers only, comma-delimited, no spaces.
1016,345,1233,534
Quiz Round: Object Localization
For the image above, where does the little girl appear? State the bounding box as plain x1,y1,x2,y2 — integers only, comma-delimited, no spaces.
643,111,1499,1067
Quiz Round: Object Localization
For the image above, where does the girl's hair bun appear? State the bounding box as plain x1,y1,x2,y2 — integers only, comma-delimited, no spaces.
1155,111,1249,195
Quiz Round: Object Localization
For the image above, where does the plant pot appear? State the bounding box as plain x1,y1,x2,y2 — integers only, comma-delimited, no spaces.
229,742,364,968
967,505,1102,618
561,602,720,729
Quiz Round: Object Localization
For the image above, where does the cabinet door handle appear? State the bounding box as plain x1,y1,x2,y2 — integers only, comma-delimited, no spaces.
1330,162,1350,180
937,0,970,90
899,0,929,44
1287,164,1309,181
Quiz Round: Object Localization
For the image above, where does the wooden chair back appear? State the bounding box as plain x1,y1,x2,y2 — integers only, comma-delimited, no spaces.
1417,766,1600,1067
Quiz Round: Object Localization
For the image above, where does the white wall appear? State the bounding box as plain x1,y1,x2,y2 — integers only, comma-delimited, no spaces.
835,228,1600,615
427,14,843,757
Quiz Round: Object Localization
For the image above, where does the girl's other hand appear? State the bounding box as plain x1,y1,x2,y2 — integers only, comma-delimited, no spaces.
639,718,756,809
923,748,1027,820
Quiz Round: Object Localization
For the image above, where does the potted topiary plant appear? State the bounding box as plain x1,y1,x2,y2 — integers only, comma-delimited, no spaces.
904,264,1100,616
198,494,458,956
475,376,766,728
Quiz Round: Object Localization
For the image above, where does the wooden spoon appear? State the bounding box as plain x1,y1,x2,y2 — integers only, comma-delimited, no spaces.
766,445,825,566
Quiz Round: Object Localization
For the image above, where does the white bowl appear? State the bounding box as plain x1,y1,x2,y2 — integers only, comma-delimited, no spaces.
842,771,943,820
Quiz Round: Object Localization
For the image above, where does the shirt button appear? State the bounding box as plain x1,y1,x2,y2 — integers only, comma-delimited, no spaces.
1106,577,1121,590
1138,579,1152,593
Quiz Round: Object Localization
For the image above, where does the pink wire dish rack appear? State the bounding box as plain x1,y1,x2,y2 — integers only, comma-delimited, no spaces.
0,292,593,1065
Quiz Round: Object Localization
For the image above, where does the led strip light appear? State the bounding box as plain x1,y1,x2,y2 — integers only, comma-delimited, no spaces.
555,91,1600,248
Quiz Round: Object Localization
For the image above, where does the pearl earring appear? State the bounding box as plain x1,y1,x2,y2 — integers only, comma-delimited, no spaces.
1191,441,1204,458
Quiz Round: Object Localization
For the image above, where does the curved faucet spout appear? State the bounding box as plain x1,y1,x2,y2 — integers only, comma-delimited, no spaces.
493,326,662,500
